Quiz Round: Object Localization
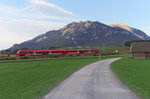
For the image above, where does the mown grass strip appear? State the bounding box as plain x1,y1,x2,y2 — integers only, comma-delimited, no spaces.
111,58,150,99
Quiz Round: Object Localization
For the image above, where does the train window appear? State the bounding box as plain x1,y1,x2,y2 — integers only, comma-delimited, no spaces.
52,51,64,53
36,52,41,53
20,51,33,53
79,50,89,52
90,50,96,51
51,51,77,53
28,51,33,53
36,51,49,53
43,51,49,53
66,51,77,52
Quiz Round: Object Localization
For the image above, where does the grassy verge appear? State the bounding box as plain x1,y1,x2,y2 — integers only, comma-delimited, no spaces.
111,58,150,99
0,57,100,99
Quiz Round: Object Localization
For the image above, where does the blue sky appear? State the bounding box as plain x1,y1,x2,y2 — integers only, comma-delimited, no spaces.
0,0,150,50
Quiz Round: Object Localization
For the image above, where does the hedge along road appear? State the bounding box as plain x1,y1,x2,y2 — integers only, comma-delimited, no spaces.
43,58,140,99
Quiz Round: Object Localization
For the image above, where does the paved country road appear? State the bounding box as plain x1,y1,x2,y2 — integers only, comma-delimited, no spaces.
43,58,140,99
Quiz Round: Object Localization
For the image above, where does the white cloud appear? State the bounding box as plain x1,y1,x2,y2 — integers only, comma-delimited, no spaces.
0,18,66,39
0,18,66,50
28,0,74,16
0,18,65,34
0,1,74,21
0,0,75,50
0,42,14,50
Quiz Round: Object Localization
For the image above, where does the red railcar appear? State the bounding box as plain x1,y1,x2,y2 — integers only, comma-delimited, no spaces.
17,48,100,56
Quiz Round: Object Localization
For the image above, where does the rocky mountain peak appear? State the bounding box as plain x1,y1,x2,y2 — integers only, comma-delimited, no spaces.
109,23,150,40
83,20,93,27
61,20,94,36
109,23,132,32
35,35,47,43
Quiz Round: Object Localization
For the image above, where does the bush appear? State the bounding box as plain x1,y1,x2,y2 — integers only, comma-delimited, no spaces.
53,55,59,58
9,57,16,60
2,57,16,60
20,56,29,59
77,53,80,56
69,54,73,57
92,53,97,56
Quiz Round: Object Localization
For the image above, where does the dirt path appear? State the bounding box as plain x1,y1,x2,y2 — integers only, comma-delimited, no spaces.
43,58,140,99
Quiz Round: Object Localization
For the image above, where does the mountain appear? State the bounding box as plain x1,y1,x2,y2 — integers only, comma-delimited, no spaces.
9,21,150,50
109,23,150,40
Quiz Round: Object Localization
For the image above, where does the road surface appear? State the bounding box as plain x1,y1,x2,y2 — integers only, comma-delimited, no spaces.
43,58,140,99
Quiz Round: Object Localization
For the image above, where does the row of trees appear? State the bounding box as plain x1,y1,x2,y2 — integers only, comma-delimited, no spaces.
125,40,150,46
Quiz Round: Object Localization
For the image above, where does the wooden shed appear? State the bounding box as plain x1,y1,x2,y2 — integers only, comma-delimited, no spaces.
130,42,150,59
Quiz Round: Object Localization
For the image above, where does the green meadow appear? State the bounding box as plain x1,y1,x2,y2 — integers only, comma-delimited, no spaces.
111,58,150,99
0,57,100,99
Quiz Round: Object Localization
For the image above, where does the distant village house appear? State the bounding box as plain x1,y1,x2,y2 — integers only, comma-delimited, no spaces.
130,42,150,59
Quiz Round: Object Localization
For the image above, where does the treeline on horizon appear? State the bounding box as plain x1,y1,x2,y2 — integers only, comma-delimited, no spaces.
125,40,150,46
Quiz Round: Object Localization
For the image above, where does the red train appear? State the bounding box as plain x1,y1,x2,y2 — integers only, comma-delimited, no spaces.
17,48,100,56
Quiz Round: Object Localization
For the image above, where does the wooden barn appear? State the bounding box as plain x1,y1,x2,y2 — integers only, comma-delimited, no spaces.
130,42,150,59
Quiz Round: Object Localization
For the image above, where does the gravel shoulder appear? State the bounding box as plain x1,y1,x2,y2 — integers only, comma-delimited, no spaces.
43,58,140,99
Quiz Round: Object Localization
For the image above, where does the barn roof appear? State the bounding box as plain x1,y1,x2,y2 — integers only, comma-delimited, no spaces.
131,42,150,53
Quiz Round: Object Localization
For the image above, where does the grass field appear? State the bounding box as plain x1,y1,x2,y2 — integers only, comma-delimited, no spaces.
111,58,150,99
0,57,100,99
